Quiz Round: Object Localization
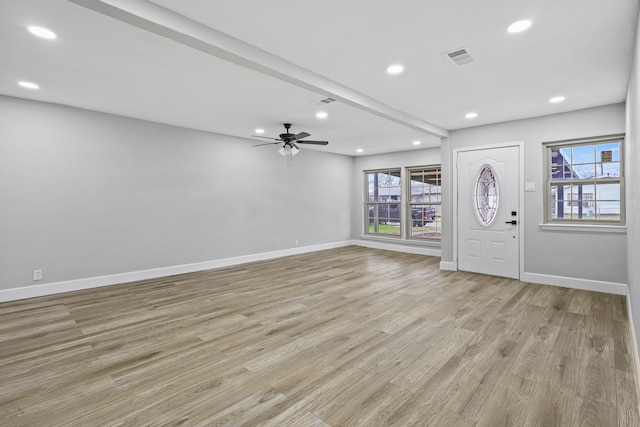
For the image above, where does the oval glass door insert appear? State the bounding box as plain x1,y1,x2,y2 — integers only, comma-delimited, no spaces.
474,164,499,226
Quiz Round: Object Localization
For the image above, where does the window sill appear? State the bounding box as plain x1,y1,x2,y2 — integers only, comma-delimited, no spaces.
538,223,627,234
360,234,442,247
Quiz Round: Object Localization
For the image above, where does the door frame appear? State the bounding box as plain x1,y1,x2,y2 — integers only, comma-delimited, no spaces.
452,141,525,280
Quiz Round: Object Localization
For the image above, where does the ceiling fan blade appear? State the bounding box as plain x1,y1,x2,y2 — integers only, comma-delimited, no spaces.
291,142,300,150
252,141,281,147
294,131,310,140
297,140,329,145
252,135,281,140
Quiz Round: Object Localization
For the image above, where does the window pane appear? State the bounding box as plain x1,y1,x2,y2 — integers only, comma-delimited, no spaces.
475,165,499,226
550,184,573,219
389,187,401,202
571,145,594,164
377,186,391,200
597,142,620,162
410,170,425,184
388,203,400,221
573,163,595,179
409,204,441,239
367,202,400,235
406,167,441,240
579,184,595,208
595,201,620,221
551,152,572,180
378,204,390,220
551,147,570,165
365,168,402,236
566,202,578,219
428,191,442,203
550,185,558,219
596,182,620,200
550,148,570,179
597,162,621,178
367,169,402,204
377,172,390,186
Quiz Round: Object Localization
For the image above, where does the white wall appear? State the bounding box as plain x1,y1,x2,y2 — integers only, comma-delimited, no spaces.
0,95,354,291
626,6,640,365
0,95,631,298
443,104,627,285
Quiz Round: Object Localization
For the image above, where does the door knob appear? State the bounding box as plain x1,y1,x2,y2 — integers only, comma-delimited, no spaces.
505,220,517,225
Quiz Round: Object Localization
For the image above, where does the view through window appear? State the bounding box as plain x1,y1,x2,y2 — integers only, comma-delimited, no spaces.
366,169,401,236
408,167,442,239
365,166,442,240
546,135,624,224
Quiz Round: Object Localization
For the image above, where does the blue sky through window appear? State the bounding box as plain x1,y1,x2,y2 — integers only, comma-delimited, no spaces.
557,141,620,179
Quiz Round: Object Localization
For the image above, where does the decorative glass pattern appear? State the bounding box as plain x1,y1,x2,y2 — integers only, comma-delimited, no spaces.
474,165,499,226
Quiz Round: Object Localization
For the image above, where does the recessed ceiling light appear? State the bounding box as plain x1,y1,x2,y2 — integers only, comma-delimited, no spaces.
18,81,39,90
465,112,478,119
386,64,404,75
27,25,57,40
316,111,328,119
413,140,421,146
356,148,364,153
507,20,532,33
254,128,265,134
549,96,566,104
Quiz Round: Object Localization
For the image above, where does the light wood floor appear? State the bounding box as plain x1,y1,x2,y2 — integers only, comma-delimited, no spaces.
1,246,638,426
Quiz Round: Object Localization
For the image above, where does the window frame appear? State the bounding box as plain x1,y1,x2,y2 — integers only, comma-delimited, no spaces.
364,168,403,237
543,134,625,226
406,165,442,241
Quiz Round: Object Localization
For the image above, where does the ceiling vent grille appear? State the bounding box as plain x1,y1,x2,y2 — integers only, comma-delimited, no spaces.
444,47,474,66
312,97,337,106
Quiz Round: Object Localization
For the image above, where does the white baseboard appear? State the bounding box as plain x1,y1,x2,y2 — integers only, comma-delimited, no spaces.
354,239,441,257
627,290,640,413
439,261,457,271
523,272,627,295
0,240,354,303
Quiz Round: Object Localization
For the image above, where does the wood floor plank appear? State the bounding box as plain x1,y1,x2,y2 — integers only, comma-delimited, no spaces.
0,246,637,426
524,378,578,427
475,374,536,427
577,334,616,405
616,369,640,427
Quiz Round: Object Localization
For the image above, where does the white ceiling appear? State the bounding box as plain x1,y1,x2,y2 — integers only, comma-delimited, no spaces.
1,0,638,156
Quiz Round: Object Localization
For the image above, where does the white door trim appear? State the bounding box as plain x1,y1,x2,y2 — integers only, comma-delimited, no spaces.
453,141,525,280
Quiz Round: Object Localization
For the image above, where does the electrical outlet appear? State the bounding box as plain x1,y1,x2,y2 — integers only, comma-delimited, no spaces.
33,269,43,281
294,239,299,246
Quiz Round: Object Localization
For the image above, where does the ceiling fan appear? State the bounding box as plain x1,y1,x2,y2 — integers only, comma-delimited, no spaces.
252,123,328,157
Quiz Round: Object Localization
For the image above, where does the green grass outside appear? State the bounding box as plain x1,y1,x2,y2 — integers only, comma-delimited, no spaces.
368,224,400,235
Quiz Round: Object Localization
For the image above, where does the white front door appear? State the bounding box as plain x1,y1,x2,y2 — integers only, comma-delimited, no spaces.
457,146,520,279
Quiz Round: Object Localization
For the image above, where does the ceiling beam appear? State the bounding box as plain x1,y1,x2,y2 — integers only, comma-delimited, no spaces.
66,0,449,138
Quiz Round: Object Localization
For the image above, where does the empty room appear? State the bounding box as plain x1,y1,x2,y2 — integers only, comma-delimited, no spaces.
2,0,640,425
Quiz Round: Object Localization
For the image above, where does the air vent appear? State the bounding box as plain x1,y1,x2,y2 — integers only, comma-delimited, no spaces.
444,47,474,66
312,97,337,106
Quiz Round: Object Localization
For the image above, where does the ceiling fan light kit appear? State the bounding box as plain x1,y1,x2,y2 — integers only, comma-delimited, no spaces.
278,145,299,157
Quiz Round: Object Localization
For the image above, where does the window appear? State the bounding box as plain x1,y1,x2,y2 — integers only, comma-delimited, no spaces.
474,165,499,226
366,169,401,236
545,135,624,224
365,166,442,240
408,166,442,239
